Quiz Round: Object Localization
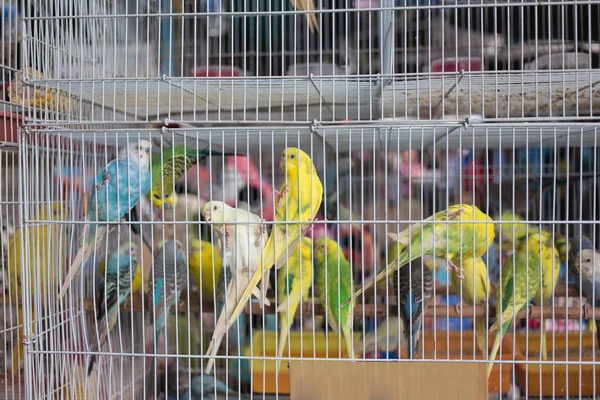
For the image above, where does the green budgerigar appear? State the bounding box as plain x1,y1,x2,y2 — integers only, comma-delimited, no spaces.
487,233,546,378
276,236,314,374
148,146,234,209
314,237,354,359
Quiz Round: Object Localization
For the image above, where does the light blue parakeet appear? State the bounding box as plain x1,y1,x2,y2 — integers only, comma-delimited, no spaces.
87,242,139,375
146,240,188,399
59,140,152,299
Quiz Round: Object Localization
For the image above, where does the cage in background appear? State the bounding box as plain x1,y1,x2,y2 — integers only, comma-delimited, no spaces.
7,0,600,399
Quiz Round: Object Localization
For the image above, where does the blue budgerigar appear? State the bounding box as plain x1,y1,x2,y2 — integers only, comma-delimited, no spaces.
146,240,188,399
59,140,152,300
87,242,139,376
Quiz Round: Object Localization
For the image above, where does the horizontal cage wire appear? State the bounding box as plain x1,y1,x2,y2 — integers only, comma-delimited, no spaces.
0,0,597,399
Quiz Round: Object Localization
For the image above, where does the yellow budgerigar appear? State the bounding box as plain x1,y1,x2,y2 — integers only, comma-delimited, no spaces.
349,204,495,305
534,230,561,361
225,148,323,330
7,202,68,371
188,238,223,302
276,236,313,374
450,255,491,357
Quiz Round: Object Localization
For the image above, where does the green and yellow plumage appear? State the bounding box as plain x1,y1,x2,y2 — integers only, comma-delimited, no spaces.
495,211,529,251
276,236,313,373
350,204,495,304
487,233,546,378
148,146,232,209
315,237,354,359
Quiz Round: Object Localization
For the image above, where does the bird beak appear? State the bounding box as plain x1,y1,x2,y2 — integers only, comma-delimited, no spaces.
204,211,211,221
164,203,172,209
279,157,285,171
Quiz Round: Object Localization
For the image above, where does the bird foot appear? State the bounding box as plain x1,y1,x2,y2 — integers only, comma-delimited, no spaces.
527,304,535,318
445,259,464,279
446,209,463,220
222,226,231,249
302,217,319,234
274,185,289,209
454,302,463,315
583,303,593,320
255,225,266,246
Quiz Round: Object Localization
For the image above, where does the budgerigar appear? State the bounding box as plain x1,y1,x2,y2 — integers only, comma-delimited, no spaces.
146,240,188,399
276,236,313,373
59,140,152,300
99,242,146,296
202,201,270,374
314,237,355,359
571,240,600,348
223,148,323,348
291,0,319,33
148,146,233,210
534,231,560,361
450,255,491,357
349,204,495,305
7,202,68,371
87,242,139,375
487,233,546,378
188,239,222,302
495,211,528,251
389,242,433,359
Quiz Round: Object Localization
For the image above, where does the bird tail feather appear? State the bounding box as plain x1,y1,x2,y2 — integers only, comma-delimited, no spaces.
540,322,548,361
475,318,488,357
276,312,290,377
341,325,354,360
487,332,501,379
205,280,236,375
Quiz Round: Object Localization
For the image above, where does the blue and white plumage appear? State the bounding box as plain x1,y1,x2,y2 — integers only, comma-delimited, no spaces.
87,242,139,376
146,240,188,399
58,140,152,299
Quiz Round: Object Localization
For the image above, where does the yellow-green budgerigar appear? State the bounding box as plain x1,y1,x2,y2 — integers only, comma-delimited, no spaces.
534,230,561,361
224,148,323,330
276,236,313,374
188,238,222,302
450,255,491,357
348,204,495,305
314,237,354,359
7,202,68,371
487,233,546,378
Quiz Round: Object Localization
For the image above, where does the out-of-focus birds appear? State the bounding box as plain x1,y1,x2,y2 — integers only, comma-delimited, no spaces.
487,233,546,378
153,192,202,254
291,0,319,33
389,241,433,359
450,255,491,357
0,215,14,294
9,68,72,112
349,204,495,305
202,201,269,374
314,237,355,359
534,231,560,361
354,316,401,357
276,236,313,373
223,148,323,342
59,140,152,300
148,146,232,210
188,238,222,302
495,211,528,251
7,202,68,371
87,242,139,375
146,240,188,399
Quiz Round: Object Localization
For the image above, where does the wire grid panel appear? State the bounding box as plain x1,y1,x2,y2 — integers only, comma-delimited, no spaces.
22,1,600,123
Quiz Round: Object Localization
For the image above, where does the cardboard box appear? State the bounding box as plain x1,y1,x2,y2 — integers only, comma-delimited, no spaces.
289,360,487,400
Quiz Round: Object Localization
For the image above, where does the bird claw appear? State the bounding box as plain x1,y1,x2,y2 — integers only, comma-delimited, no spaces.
445,259,464,279
302,217,319,234
583,303,593,320
527,304,535,318
274,185,289,209
454,302,463,315
446,209,463,220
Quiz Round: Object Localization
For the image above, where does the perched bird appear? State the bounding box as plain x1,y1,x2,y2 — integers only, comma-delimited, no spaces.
188,238,223,302
534,231,561,361
570,235,600,348
146,240,188,399
223,148,323,343
450,255,491,357
276,236,314,373
487,233,546,378
314,237,355,359
87,242,139,375
99,242,146,296
7,202,68,371
291,0,319,33
59,140,152,300
349,204,495,305
148,146,233,210
388,242,433,359
202,201,270,374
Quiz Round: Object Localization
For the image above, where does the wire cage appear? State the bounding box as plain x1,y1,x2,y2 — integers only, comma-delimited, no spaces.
0,0,598,399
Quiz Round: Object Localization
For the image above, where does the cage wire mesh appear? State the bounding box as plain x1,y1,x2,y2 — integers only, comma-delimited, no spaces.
0,0,598,399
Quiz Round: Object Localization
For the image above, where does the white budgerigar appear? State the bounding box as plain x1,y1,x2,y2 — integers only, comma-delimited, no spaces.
202,201,270,374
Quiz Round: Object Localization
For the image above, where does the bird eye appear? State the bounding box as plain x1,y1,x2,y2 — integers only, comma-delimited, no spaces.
213,205,218,211
154,194,160,199
290,154,296,159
